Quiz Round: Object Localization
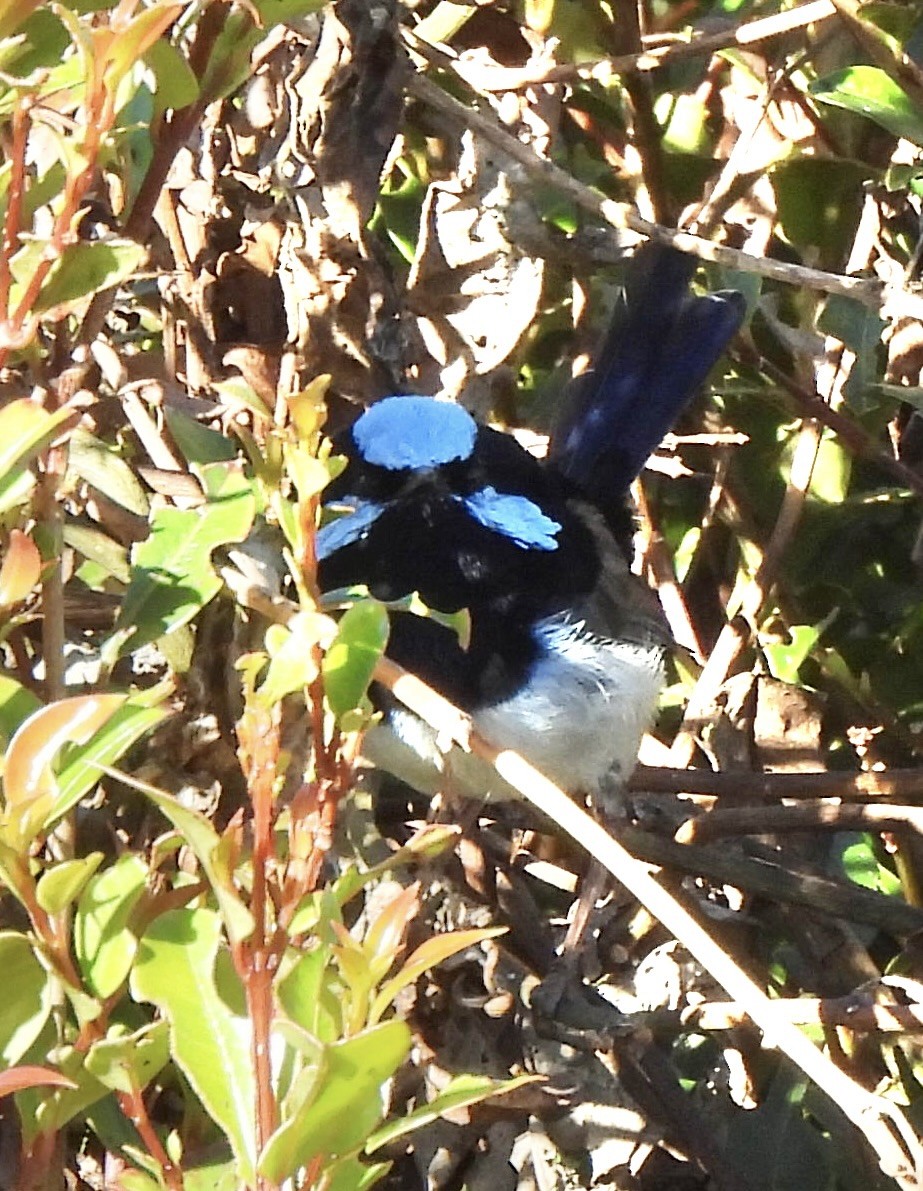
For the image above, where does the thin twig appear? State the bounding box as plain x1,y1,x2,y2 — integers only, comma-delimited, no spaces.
684,996,923,1035
631,765,923,802
679,801,923,843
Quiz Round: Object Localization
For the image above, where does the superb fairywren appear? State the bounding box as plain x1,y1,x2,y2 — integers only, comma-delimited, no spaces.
318,245,746,806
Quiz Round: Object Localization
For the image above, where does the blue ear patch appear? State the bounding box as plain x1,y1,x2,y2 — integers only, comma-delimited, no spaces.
352,396,477,471
316,498,385,560
461,486,561,551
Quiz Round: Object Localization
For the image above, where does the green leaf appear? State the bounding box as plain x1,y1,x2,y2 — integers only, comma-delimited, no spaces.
810,433,852,505
64,522,131,585
143,35,199,116
324,1155,392,1191
27,1046,109,1139
841,836,902,896
771,157,870,262
122,776,254,944
818,293,888,413
48,700,167,828
4,694,128,843
99,3,183,88
366,1072,540,1153
68,429,149,516
257,1021,411,1183
0,468,33,516
376,168,425,264
0,398,73,487
0,835,36,909
183,1160,240,1191
271,1018,324,1113
84,1021,170,1096
810,66,923,146
118,1174,162,1191
34,240,147,315
256,614,329,707
114,462,256,654
0,931,51,1065
322,601,389,721
131,907,257,1184
74,854,148,998
278,947,341,1044
762,624,821,685
370,927,506,1024
163,407,236,466
36,852,104,914
0,673,41,749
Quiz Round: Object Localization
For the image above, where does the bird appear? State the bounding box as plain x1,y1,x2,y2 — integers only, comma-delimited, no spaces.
316,244,746,809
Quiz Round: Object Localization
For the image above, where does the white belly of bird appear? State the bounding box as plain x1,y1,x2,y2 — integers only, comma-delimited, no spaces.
474,616,664,794
363,615,664,802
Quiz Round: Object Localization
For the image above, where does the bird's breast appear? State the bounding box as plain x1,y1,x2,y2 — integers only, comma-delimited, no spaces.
473,614,665,795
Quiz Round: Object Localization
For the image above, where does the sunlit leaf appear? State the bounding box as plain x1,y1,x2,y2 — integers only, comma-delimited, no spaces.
810,66,923,146
0,1065,75,1097
75,854,148,998
370,927,507,1024
99,3,183,88
131,907,257,1184
68,429,149,516
323,1155,392,1191
64,522,131,585
49,699,167,828
84,1020,170,1096
322,600,389,721
144,35,199,115
25,1045,109,1141
366,1072,541,1153
4,694,126,819
0,398,73,486
0,931,51,1065
114,462,256,654
363,883,419,968
0,0,44,41
117,773,254,944
255,612,334,707
0,529,40,607
288,375,330,441
841,836,902,897
809,433,851,505
36,852,104,915
34,240,147,315
278,948,341,1044
257,1020,411,1183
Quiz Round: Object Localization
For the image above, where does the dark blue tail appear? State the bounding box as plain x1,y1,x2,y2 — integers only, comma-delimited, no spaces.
550,244,746,507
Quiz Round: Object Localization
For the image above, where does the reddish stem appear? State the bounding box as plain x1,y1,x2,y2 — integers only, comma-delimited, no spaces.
236,705,283,1184
118,1084,184,1191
